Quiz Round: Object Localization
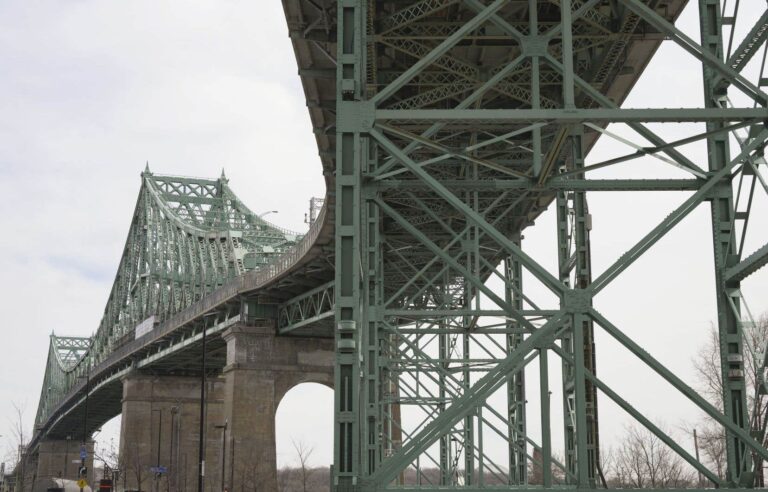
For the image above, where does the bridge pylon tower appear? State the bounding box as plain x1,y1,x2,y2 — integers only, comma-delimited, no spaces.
328,0,768,490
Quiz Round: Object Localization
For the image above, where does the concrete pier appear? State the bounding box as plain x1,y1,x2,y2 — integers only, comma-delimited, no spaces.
119,373,225,491
33,439,94,492
114,322,333,491
222,322,333,491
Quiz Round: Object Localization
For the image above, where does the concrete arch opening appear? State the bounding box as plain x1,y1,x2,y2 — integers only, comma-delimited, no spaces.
221,324,334,491
276,382,334,489
94,415,122,483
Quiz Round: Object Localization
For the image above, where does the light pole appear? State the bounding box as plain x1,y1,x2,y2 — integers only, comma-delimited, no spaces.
64,435,71,479
198,312,217,492
79,345,92,492
214,421,227,492
258,210,278,219
197,320,207,492
170,406,179,491
153,408,163,492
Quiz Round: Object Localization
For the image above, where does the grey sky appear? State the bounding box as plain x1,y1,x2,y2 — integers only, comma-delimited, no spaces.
0,0,766,471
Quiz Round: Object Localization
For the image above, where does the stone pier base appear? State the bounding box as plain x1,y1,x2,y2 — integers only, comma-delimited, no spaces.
33,439,94,492
116,322,334,492
119,373,225,492
222,323,334,492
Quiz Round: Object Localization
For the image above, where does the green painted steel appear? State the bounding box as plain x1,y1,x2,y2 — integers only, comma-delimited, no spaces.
699,0,751,483
278,281,335,334
23,1,768,491
33,170,300,433
34,336,92,430
327,0,768,490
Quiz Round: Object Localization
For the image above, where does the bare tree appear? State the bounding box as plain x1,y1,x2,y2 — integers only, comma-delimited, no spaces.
527,448,566,485
123,438,147,491
611,424,695,488
291,439,314,492
599,446,615,485
7,402,32,491
94,437,120,484
692,314,768,484
233,442,261,492
696,422,726,482
693,325,725,410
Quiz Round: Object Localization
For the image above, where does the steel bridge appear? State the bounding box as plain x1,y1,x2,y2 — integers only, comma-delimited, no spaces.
22,0,768,491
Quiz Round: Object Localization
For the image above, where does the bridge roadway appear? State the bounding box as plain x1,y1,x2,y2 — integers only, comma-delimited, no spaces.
23,0,711,490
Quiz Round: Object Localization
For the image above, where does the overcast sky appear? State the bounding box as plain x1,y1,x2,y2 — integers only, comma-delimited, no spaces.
1,0,766,472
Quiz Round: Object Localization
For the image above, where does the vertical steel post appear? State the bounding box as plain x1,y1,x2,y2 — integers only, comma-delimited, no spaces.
558,127,599,487
363,138,385,479
572,313,590,487
530,0,543,177
699,0,753,484
540,349,552,487
556,186,577,483
462,202,475,486
334,0,367,489
572,128,600,487
440,271,453,486
505,241,527,485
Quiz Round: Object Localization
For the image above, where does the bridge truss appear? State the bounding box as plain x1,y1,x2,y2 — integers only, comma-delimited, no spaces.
33,170,300,433
328,0,768,490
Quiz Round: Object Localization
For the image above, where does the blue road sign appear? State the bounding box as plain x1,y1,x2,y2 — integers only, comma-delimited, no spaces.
80,447,87,460
150,466,167,474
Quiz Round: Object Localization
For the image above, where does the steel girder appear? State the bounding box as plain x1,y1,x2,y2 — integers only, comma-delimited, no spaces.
33,170,299,432
278,281,335,334
331,0,768,490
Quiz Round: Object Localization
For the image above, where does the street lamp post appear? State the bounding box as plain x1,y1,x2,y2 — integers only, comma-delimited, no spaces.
214,421,228,492
197,320,207,492
153,409,163,492
258,210,278,219
64,435,71,479
80,346,92,492
197,311,218,492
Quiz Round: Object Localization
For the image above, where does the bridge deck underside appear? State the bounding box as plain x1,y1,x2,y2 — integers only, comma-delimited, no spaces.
282,0,685,315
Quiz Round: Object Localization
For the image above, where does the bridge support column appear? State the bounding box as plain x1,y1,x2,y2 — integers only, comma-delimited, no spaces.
120,373,225,492
33,439,93,492
222,322,333,492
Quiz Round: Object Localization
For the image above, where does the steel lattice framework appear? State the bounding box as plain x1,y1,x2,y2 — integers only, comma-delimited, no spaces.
24,1,768,491
323,0,768,490
33,169,300,431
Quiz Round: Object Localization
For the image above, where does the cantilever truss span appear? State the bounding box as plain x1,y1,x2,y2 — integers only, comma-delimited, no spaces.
293,0,768,490
33,170,301,432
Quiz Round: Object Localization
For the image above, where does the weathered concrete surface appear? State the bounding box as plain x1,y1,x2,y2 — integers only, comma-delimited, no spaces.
119,373,225,492
222,322,333,491
33,439,94,492
116,322,333,491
